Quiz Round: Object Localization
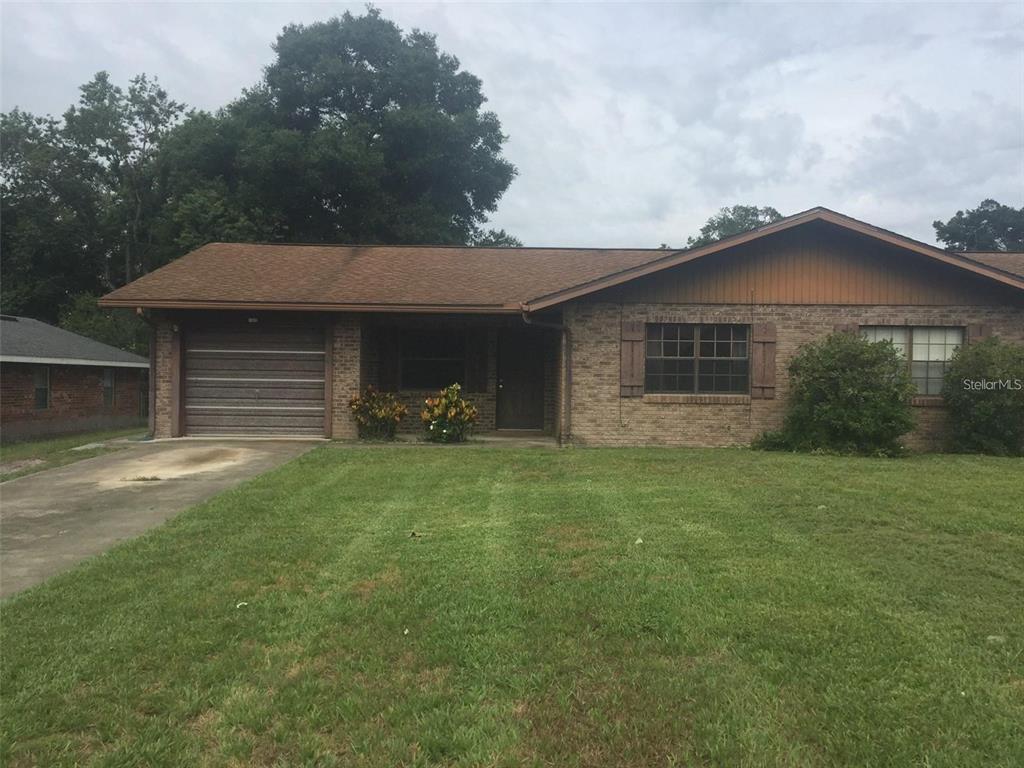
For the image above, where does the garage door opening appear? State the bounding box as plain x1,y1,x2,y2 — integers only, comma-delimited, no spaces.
184,325,326,437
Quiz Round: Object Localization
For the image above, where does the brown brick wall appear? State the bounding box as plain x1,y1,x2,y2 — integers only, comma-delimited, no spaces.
152,318,175,439
1,362,146,442
330,315,362,440
565,302,1024,450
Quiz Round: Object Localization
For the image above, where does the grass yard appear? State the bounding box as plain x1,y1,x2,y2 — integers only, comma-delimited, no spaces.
0,427,146,482
1,446,1022,767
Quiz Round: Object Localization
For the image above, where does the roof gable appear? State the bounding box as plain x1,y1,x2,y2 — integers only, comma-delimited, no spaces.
521,208,1024,311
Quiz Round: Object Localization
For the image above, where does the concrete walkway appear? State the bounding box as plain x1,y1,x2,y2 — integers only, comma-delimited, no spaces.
0,440,315,598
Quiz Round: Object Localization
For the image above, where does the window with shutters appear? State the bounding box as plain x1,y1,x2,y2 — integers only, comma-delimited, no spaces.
861,326,963,395
645,324,749,394
400,331,467,390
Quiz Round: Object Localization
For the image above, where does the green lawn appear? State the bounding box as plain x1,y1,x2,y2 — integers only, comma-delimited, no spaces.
0,427,147,482
1,447,1022,767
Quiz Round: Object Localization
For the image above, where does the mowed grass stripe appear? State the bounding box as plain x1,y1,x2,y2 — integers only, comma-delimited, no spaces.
1,447,1021,767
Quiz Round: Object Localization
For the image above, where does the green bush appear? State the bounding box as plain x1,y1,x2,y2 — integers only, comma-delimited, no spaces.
755,331,916,456
348,386,408,440
421,383,478,443
941,336,1024,455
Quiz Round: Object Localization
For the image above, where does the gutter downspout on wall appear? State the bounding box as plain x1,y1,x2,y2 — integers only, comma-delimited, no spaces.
520,308,572,444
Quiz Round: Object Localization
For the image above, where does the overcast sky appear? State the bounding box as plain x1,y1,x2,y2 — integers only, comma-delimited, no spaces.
2,1,1022,247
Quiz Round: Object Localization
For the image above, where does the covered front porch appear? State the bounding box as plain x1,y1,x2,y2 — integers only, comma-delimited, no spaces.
360,313,563,437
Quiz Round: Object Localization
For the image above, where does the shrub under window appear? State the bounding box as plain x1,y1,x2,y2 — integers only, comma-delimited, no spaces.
755,331,916,455
941,336,1024,456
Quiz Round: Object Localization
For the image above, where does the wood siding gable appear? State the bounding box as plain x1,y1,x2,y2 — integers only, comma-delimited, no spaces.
589,223,1024,308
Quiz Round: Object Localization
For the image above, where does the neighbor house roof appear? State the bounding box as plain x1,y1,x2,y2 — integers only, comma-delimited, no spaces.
99,207,1024,314
0,315,149,368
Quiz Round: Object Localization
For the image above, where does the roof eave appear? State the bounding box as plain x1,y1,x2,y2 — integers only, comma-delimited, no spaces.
97,298,524,314
0,355,149,369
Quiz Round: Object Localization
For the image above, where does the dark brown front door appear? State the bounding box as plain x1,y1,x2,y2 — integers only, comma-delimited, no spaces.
497,328,545,430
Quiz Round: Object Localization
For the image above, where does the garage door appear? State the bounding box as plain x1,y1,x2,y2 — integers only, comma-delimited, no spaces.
184,326,326,436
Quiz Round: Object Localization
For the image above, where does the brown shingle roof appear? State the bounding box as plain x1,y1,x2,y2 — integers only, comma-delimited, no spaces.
99,242,665,312
959,252,1024,279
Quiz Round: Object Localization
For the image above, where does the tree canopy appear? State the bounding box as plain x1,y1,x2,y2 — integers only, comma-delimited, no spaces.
685,205,783,248
933,199,1024,252
0,8,518,340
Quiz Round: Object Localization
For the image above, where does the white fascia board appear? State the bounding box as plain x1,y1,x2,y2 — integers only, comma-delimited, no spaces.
0,355,149,369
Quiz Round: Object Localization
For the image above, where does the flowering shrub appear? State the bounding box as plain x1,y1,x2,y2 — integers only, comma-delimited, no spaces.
349,385,408,440
421,383,478,442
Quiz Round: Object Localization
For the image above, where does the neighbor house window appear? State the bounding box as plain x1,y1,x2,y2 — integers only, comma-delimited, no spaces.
33,366,50,409
103,368,115,407
645,324,749,394
862,326,963,395
400,331,466,390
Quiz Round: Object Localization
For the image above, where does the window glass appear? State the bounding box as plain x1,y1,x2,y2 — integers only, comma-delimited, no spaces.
863,326,962,395
33,366,49,409
909,327,962,395
645,324,749,394
103,368,115,407
400,331,466,390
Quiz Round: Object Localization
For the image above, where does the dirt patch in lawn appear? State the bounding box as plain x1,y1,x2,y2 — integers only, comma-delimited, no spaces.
546,525,601,553
351,564,402,600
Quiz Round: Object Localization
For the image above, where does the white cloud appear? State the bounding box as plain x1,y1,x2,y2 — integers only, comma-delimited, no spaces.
2,1,1021,247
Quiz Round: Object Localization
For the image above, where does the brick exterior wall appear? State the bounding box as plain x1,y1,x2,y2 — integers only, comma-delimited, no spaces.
330,315,362,440
1,362,146,442
564,302,1024,450
152,319,175,438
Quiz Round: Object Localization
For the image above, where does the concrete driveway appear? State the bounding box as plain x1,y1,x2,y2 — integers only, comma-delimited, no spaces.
0,439,316,598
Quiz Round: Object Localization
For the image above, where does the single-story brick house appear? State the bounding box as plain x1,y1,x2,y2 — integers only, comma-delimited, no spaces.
0,315,149,442
98,208,1024,449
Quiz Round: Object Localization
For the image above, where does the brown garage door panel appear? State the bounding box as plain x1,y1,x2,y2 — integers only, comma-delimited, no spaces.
184,327,326,437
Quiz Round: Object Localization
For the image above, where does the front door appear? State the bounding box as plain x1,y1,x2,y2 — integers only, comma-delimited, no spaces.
496,328,545,430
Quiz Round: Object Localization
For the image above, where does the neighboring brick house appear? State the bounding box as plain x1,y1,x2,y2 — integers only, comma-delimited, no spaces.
0,316,149,442
98,208,1024,450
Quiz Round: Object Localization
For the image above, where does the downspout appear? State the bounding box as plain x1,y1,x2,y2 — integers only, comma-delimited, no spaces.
138,307,157,438
520,307,572,444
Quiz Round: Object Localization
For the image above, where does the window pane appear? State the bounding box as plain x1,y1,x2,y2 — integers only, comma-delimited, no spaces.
33,366,49,409
401,331,466,390
645,323,747,394
103,368,114,407
401,359,466,390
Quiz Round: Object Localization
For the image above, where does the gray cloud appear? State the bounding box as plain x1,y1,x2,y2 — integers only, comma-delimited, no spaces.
2,1,1021,247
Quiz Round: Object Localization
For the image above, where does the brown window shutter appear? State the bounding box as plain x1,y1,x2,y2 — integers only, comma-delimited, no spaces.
750,322,777,399
620,320,645,397
465,330,489,393
378,328,401,391
833,322,859,335
967,323,991,344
